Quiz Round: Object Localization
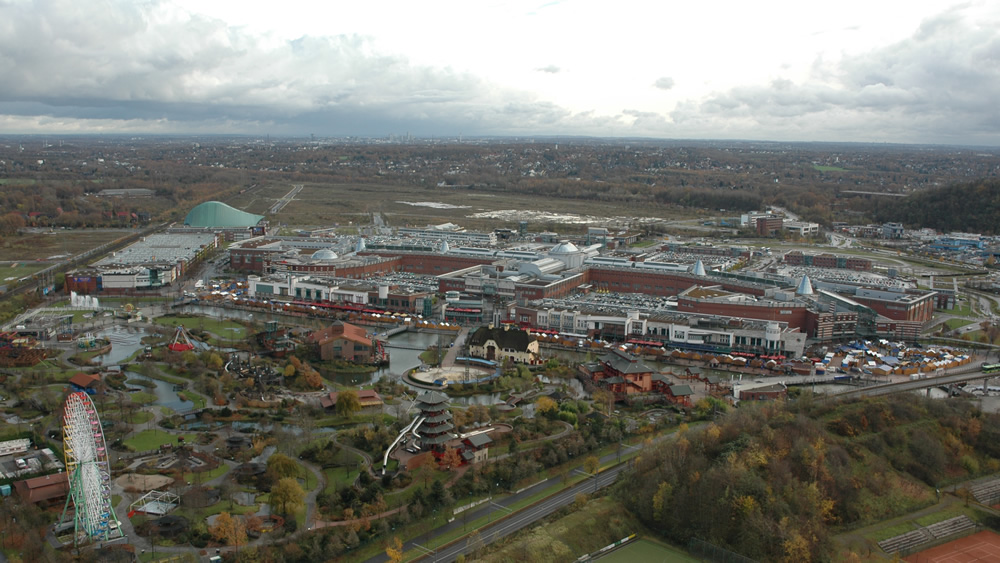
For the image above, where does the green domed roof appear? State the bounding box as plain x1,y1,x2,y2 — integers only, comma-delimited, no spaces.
184,202,264,228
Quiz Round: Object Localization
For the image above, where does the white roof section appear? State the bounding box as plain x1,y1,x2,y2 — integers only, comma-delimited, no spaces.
94,233,216,267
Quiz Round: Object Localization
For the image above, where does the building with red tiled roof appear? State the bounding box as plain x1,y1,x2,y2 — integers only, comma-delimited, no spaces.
307,321,374,363
585,348,656,398
68,372,102,394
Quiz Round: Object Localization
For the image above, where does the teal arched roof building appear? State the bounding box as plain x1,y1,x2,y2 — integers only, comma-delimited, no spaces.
184,202,264,228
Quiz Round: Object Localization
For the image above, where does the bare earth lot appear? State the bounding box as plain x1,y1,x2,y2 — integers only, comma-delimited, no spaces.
230,182,699,231
0,229,131,262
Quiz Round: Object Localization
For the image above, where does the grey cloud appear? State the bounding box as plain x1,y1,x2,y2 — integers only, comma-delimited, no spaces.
0,0,598,136
669,8,1000,144
536,65,561,74
653,77,675,90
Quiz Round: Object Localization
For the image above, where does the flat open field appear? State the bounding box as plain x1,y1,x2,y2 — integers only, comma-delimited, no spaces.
229,182,698,232
0,263,47,283
597,538,699,562
904,530,1000,562
0,229,131,261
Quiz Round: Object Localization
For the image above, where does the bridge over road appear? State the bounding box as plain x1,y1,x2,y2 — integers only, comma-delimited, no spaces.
831,363,995,400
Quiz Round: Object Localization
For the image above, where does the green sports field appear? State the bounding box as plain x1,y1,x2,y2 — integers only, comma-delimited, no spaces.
597,538,699,562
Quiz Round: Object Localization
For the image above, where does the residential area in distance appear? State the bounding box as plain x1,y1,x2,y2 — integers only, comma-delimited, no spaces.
4,136,1000,562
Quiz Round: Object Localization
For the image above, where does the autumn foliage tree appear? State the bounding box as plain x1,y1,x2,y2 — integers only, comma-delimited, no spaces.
210,511,247,547
385,536,404,563
616,395,1000,562
440,447,464,470
535,395,558,417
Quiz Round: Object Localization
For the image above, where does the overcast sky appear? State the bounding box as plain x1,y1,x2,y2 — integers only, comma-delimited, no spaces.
1,0,998,144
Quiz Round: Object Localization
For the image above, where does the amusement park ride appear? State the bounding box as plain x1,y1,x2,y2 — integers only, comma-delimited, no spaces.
167,325,196,352
58,391,123,547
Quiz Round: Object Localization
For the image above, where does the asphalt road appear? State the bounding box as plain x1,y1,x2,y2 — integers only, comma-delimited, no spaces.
425,464,629,563
363,443,643,563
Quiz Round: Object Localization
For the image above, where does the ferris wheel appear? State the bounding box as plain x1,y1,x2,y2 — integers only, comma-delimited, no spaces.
59,391,120,546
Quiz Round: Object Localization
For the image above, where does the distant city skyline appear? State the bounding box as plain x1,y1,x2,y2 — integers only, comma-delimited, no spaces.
1,0,998,145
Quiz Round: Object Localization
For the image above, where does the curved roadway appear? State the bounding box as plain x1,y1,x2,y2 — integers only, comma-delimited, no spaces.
363,441,646,563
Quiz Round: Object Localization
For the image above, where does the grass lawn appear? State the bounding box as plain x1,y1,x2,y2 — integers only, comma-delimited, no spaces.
124,429,194,451
185,464,230,484
629,239,658,248
177,390,207,410
129,391,158,405
154,315,247,342
952,301,974,317
813,164,848,172
945,318,976,330
0,263,46,282
323,466,361,494
914,507,975,527
177,499,258,521
146,368,189,384
597,538,699,562
868,521,917,542
130,411,154,425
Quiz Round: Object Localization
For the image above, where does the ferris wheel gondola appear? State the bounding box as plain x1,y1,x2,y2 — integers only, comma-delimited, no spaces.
59,391,121,546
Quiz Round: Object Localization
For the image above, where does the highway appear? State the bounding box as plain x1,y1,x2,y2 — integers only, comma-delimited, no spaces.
425,464,628,562
833,364,991,400
363,444,642,563
270,184,303,214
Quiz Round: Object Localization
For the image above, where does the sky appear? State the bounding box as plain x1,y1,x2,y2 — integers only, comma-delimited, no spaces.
1,0,999,144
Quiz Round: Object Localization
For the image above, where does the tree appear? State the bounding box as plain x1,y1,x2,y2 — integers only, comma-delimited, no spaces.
440,447,463,470
302,369,324,389
207,353,224,371
535,396,558,417
337,390,362,418
466,529,484,556
592,389,615,416
283,364,296,377
584,455,600,475
270,477,306,515
385,536,404,563
414,455,437,488
266,453,301,480
210,512,247,546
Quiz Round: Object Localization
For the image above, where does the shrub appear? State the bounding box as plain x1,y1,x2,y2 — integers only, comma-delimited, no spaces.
960,455,980,474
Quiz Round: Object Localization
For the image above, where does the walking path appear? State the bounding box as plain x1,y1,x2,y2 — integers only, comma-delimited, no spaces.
440,327,471,368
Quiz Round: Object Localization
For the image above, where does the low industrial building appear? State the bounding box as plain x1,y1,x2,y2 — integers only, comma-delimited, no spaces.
246,275,433,316
66,232,217,294
783,250,872,271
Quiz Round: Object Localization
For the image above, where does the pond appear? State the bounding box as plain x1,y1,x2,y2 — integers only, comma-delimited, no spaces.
92,325,149,366
326,330,453,387
125,371,193,413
